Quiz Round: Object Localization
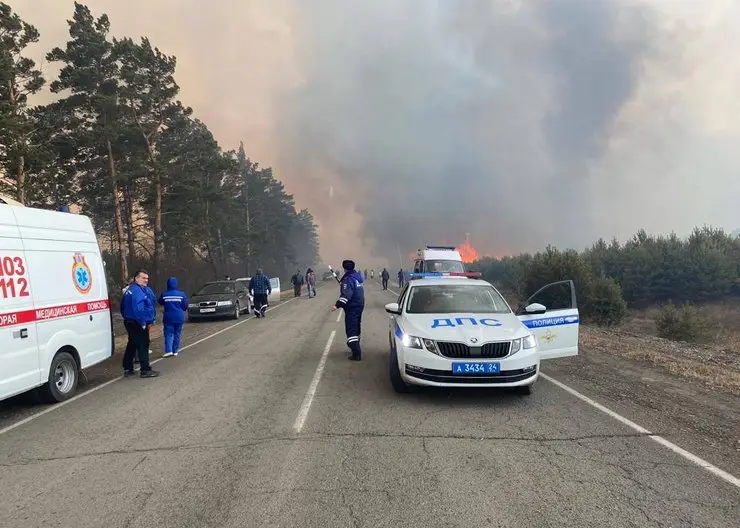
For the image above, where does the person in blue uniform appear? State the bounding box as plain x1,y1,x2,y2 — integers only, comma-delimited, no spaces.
158,277,188,357
120,269,159,377
331,259,365,361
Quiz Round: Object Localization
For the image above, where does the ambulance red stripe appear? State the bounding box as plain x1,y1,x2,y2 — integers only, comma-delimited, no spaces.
0,299,111,328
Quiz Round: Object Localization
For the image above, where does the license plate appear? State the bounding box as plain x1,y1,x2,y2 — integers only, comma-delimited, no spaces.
452,362,500,374
200,308,216,313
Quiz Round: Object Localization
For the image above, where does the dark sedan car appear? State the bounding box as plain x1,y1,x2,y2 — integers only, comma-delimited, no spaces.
187,279,252,321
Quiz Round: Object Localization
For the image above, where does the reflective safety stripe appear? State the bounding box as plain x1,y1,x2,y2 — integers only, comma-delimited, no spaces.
347,336,359,342
338,297,348,303
0,299,111,328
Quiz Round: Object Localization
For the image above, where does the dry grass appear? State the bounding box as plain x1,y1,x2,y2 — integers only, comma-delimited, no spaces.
581,326,740,396
582,298,740,396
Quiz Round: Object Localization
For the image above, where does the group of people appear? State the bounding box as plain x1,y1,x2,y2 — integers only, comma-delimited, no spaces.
119,258,393,372
291,268,317,298
120,267,275,377
120,270,187,378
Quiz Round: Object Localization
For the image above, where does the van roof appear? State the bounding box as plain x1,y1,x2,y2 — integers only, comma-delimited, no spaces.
417,247,463,261
2,202,96,241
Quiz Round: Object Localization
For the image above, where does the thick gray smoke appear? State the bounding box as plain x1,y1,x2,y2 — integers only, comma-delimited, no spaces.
21,0,740,265
276,0,658,258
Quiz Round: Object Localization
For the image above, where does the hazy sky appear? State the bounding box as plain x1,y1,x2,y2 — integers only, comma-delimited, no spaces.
12,0,740,267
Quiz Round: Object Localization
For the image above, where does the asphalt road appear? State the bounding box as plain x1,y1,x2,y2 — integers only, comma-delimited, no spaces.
0,281,738,527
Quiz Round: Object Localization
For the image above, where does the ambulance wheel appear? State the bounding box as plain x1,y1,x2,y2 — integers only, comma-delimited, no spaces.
389,344,411,393
39,350,79,403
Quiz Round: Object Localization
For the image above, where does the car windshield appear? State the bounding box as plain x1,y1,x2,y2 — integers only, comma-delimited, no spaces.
425,259,465,273
195,282,235,295
405,284,511,314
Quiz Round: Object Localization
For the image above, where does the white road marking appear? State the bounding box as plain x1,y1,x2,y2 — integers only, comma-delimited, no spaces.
0,297,296,437
336,311,342,322
541,373,740,489
378,282,740,489
293,330,336,433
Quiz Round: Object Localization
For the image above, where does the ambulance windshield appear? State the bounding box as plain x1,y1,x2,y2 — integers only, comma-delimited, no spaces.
425,260,465,273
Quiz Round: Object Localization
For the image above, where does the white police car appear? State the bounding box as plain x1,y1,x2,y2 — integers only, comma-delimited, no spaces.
384,272,579,394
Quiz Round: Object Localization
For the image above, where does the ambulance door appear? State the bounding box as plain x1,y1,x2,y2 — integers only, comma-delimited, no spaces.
0,206,41,401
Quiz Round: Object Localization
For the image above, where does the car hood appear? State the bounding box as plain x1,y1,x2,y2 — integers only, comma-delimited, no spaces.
400,312,528,342
191,293,234,302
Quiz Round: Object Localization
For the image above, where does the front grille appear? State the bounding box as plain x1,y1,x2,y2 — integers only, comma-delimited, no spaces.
435,340,512,359
405,365,537,384
481,341,511,358
436,342,470,358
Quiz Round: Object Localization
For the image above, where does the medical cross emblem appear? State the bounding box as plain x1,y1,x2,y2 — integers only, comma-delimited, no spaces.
72,252,93,294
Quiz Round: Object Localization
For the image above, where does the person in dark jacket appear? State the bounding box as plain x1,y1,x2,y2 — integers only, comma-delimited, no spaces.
120,269,159,377
291,270,304,297
331,259,365,360
381,268,390,290
158,277,188,357
249,268,272,317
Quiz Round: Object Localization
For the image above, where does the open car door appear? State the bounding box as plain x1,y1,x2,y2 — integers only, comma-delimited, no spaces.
516,280,579,360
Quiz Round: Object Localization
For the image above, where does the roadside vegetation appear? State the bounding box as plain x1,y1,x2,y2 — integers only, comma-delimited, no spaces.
0,2,320,300
469,226,740,394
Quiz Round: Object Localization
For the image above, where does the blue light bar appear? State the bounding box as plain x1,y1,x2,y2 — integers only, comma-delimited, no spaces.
409,272,482,279
425,245,457,250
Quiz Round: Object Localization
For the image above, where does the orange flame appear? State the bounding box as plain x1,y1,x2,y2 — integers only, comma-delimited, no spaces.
404,235,484,265
457,234,481,263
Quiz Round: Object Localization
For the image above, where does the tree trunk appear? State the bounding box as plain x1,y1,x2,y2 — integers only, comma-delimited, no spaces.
142,136,164,281
123,186,137,268
14,155,25,204
106,138,128,285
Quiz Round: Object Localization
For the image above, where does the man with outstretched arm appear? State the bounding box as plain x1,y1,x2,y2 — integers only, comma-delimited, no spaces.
330,259,365,361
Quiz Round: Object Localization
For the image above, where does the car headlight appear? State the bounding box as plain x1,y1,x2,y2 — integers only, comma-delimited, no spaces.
422,338,439,355
217,300,233,306
401,334,423,349
510,334,536,356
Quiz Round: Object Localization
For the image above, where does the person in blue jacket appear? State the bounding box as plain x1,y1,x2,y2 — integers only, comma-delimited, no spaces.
158,277,189,357
331,259,365,361
120,269,159,378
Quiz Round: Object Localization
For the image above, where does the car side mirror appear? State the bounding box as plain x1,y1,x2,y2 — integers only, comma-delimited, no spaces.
238,291,245,298
523,302,547,315
385,302,401,315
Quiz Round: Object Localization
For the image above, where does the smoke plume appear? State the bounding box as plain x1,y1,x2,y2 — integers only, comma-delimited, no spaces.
18,0,740,266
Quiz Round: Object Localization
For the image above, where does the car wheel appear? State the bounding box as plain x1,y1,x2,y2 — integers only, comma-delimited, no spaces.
389,340,411,394
39,350,79,403
515,382,534,395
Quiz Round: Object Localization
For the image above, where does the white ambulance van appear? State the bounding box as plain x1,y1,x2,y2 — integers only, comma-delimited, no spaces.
412,245,466,274
0,202,114,404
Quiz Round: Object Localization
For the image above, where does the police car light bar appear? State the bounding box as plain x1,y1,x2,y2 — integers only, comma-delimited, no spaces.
425,245,457,251
408,272,482,279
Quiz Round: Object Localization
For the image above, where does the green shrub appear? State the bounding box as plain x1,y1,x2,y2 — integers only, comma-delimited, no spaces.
655,301,705,343
585,277,627,326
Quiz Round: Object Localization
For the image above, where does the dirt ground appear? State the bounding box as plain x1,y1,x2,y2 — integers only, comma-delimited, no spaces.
601,299,740,396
